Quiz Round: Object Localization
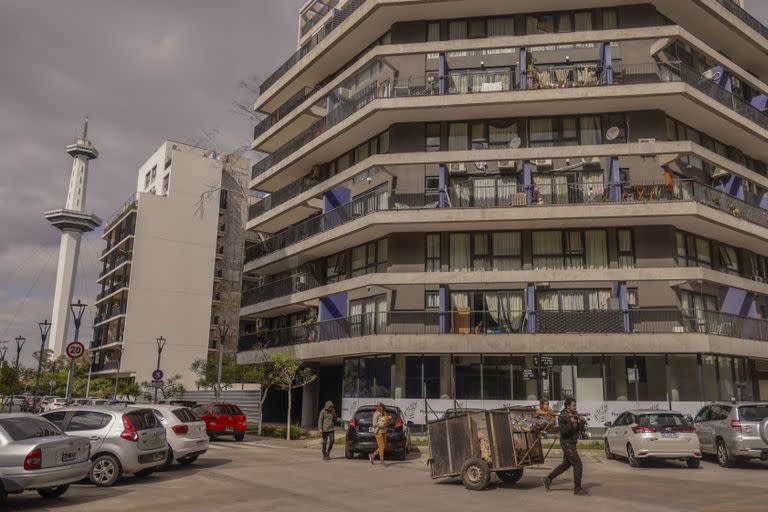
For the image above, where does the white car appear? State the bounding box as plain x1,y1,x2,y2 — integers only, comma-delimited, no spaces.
604,410,701,468
135,405,208,466
44,399,68,412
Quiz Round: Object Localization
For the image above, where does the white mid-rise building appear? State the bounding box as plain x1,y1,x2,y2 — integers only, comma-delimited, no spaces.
91,141,250,389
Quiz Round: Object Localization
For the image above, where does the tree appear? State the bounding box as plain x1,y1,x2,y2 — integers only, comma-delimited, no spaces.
138,374,185,402
271,352,316,440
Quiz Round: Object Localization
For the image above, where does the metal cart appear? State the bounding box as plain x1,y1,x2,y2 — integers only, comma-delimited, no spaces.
427,407,547,491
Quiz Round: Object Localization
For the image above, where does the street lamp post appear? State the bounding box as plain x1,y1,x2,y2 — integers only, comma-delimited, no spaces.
9,336,26,413
153,336,167,404
215,324,230,402
113,347,124,400
0,342,8,408
65,300,87,404
33,320,52,412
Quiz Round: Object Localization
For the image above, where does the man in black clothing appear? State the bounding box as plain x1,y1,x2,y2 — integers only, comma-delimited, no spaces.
317,401,341,460
542,398,589,496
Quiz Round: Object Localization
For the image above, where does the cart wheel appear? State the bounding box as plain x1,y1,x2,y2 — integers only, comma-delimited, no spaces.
460,458,491,491
497,468,524,484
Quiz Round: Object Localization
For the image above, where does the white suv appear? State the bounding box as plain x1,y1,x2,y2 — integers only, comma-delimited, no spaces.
41,407,167,487
693,402,768,466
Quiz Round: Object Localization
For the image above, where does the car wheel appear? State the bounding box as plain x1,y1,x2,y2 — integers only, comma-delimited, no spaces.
37,485,70,499
178,455,198,466
165,446,174,466
497,468,524,484
460,457,491,491
134,468,156,478
208,434,217,441
344,447,354,459
604,439,615,460
90,454,121,487
716,439,734,468
234,431,245,442
627,444,642,468
686,457,700,469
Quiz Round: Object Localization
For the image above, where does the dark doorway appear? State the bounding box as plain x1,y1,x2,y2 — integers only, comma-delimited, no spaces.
319,365,343,412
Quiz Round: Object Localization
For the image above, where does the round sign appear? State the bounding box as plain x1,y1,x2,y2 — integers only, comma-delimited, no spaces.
66,341,85,360
152,369,164,381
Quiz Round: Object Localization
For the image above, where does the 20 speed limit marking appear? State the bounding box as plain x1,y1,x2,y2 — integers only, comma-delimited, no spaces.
66,341,86,360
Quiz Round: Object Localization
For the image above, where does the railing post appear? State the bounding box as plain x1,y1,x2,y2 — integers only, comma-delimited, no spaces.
518,48,527,90
526,283,536,333
606,156,621,202
439,164,448,208
523,161,533,205
438,53,447,95
439,285,448,334
599,42,613,85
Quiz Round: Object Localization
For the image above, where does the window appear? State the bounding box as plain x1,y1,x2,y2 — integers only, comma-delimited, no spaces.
449,232,520,271
150,165,157,180
144,171,151,188
536,289,611,311
487,17,515,37
326,252,349,283
676,231,712,268
449,233,470,271
162,174,170,194
492,232,522,270
41,411,67,429
488,120,518,149
448,122,469,151
427,22,441,42
164,158,172,169
602,9,618,29
746,252,767,282
468,19,487,38
350,295,387,337
0,417,62,440
526,14,555,34
426,291,440,310
717,244,740,275
426,234,441,272
483,356,511,400
454,355,482,399
533,230,605,270
359,356,392,398
426,123,441,152
448,20,468,40
67,411,112,431
617,229,635,268
330,239,386,281
668,354,700,401
425,176,440,194
473,233,491,270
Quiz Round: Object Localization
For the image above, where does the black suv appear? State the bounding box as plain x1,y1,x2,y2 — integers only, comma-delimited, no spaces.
345,405,411,460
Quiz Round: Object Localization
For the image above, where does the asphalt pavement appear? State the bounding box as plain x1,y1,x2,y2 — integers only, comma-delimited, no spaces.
5,435,767,512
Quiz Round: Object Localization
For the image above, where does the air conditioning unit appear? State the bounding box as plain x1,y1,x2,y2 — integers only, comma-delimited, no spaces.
337,87,354,100
532,159,552,167
711,167,729,179
638,138,656,143
498,160,517,169
448,162,467,174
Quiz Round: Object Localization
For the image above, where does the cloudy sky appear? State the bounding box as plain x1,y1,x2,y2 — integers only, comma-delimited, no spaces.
1,1,767,366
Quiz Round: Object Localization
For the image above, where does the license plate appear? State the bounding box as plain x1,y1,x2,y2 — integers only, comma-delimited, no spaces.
225,427,234,432
661,432,678,438
61,451,77,463
197,440,206,448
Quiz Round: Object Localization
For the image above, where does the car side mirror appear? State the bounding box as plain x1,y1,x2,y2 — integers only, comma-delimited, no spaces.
603,422,612,428
686,416,694,424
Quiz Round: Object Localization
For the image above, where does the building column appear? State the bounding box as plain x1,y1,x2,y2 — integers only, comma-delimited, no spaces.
301,363,320,428
606,156,621,203
599,42,613,85
518,48,527,90
439,285,449,334
612,281,630,332
438,53,447,94
322,187,350,230
523,161,533,205
438,164,448,208
526,283,536,333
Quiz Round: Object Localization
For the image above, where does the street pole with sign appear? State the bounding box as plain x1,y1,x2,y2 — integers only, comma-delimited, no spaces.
8,336,26,413
215,324,230,402
153,336,166,404
33,320,52,412
65,300,87,404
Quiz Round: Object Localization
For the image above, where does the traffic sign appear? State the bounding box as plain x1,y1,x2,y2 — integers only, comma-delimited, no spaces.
65,341,85,360
151,380,164,388
152,369,164,381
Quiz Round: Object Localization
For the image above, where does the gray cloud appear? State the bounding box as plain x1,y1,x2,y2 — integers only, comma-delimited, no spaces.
0,0,304,364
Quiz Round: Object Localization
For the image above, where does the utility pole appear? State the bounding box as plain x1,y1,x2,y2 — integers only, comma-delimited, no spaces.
153,336,167,404
65,300,87,404
9,336,26,413
33,320,52,412
215,324,230,402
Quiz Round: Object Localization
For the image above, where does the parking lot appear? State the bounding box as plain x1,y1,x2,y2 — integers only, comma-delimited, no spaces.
4,435,766,512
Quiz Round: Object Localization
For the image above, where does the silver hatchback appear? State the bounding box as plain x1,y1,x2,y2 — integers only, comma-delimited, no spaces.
693,402,768,466
41,407,167,486
0,414,91,504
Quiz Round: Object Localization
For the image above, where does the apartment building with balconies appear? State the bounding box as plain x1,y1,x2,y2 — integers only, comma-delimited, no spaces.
92,141,250,389
240,0,768,427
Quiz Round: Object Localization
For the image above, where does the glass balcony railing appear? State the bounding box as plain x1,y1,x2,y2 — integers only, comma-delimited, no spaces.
242,273,322,307
244,180,768,264
714,0,768,40
237,309,768,351
252,61,768,181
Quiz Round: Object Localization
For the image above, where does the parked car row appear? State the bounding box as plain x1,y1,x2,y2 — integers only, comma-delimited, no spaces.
603,402,768,469
0,401,248,504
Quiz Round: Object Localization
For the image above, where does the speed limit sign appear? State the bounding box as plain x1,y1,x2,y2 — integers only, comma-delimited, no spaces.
66,341,85,360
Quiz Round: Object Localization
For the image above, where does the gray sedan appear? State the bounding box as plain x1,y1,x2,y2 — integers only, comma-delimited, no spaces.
0,414,91,503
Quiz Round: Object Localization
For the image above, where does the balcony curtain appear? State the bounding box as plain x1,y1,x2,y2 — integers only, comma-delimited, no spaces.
487,17,515,37
575,12,593,31
489,121,517,149
492,232,521,270
582,171,605,199
585,230,608,269
449,21,467,40
579,116,602,145
448,123,469,151
451,292,470,309
450,233,471,271
474,178,496,207
588,290,611,310
529,118,554,147
484,292,524,331
536,290,558,311
533,231,563,269
561,291,585,311
496,177,517,205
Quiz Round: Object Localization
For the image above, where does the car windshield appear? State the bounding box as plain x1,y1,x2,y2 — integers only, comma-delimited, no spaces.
637,414,686,429
0,417,62,440
173,408,201,423
213,405,243,416
739,405,768,421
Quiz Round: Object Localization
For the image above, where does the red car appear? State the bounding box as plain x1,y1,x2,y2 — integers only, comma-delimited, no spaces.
192,403,246,442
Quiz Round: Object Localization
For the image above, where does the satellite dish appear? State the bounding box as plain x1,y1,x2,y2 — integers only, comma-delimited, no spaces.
605,126,621,141
509,137,522,149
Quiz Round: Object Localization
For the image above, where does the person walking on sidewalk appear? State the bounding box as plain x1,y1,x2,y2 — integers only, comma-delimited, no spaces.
318,401,341,460
369,402,391,466
542,398,589,496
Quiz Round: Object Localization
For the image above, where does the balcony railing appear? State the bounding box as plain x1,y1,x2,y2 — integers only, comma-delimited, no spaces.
714,0,768,40
104,194,138,232
237,308,768,351
301,0,341,37
249,173,323,219
254,87,317,140
259,0,365,95
252,61,768,181
96,279,130,301
245,179,767,264
242,273,322,306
